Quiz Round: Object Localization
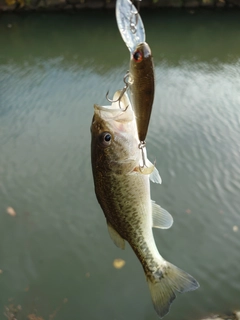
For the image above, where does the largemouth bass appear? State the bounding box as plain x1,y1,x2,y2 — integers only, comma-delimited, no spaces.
91,91,199,318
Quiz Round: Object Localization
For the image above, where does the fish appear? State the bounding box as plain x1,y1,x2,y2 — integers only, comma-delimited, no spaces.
91,90,199,318
116,0,154,142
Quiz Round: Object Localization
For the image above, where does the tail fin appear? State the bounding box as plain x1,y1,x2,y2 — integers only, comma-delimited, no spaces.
147,261,199,318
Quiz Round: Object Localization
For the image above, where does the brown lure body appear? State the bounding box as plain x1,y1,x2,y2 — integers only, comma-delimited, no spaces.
129,41,154,142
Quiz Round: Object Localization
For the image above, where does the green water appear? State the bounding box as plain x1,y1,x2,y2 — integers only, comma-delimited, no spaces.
0,10,240,320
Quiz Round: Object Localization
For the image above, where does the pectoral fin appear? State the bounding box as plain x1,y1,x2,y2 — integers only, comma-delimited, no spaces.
152,201,173,229
149,166,162,184
134,160,162,184
107,222,125,249
134,164,155,175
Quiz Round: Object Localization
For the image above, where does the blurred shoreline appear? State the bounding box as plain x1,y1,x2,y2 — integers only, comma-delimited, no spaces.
1,0,240,12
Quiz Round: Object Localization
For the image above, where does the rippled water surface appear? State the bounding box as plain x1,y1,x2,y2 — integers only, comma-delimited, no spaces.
0,10,240,320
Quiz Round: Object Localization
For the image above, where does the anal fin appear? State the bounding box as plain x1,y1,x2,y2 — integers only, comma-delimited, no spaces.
152,201,173,229
107,222,125,250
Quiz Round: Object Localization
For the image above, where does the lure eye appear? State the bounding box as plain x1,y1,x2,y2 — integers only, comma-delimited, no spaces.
133,50,143,62
99,132,112,147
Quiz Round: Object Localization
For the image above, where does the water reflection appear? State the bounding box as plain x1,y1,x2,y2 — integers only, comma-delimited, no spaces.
0,10,240,320
1,11,240,68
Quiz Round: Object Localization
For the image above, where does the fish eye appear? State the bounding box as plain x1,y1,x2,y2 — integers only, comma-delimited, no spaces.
133,50,143,62
99,132,112,147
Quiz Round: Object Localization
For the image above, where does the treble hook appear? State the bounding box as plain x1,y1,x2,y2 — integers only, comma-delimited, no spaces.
106,71,130,111
138,141,147,168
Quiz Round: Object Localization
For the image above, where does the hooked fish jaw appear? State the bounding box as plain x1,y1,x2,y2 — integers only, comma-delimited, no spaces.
92,90,138,140
91,92,142,175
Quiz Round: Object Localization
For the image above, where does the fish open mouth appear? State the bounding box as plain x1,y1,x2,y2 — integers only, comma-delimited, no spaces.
93,90,134,125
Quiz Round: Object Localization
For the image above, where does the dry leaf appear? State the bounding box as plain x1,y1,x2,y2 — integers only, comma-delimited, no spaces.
0,269,3,274
233,226,238,232
5,0,16,5
63,298,68,304
85,272,90,278
113,259,126,269
186,209,191,214
7,207,16,217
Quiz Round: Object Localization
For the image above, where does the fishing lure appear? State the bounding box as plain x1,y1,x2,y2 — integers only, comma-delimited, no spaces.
115,0,155,143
